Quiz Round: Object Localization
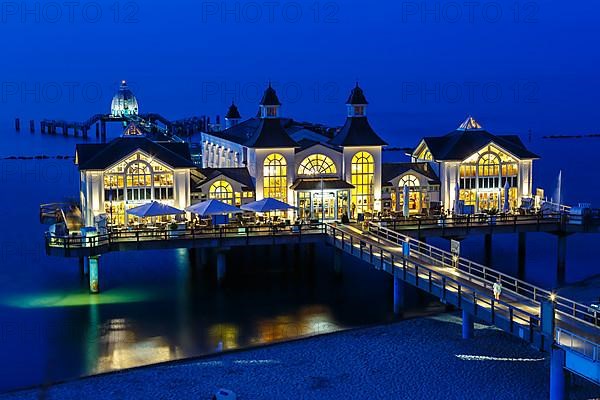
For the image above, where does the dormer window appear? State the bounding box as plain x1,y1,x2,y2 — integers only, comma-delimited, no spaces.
261,105,280,118
347,104,366,117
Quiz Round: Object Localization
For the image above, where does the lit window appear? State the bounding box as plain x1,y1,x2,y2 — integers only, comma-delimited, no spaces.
399,174,419,188
209,180,234,204
351,151,375,214
298,154,337,176
263,153,287,202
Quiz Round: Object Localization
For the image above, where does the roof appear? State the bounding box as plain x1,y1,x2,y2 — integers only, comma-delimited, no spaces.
329,117,387,147
418,117,539,161
295,139,341,153
260,83,281,106
421,130,539,161
245,118,299,148
195,167,255,190
346,83,368,105
382,162,440,185
225,102,241,119
76,137,195,170
290,178,355,191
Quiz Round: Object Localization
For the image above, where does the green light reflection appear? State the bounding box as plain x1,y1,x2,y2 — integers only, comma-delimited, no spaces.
2,288,155,308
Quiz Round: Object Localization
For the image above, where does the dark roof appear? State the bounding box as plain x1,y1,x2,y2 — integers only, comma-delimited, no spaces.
260,84,281,106
421,129,539,161
346,83,368,105
244,118,299,148
295,139,341,153
225,102,241,119
329,117,387,147
76,137,194,170
382,162,440,185
195,167,255,190
290,178,355,191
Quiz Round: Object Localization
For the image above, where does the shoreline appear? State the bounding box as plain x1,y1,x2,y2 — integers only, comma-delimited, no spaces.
3,313,599,400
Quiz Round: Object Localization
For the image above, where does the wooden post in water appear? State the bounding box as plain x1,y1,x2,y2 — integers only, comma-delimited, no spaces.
95,122,100,138
29,120,35,133
15,118,20,131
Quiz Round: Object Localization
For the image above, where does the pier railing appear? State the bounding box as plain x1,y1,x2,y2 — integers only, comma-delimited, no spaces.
45,223,326,250
557,328,600,362
325,224,541,338
367,222,600,330
381,212,562,234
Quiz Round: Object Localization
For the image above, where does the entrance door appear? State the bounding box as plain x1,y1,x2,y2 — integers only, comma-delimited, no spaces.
478,191,500,212
313,192,336,220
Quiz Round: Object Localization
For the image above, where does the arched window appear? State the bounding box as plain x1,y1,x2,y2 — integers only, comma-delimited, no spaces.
351,151,375,214
298,154,337,176
126,162,152,187
478,152,500,177
209,180,234,204
399,174,419,188
264,153,287,202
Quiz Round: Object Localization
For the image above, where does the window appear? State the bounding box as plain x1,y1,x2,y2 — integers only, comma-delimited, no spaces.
298,154,337,176
416,147,433,161
264,153,287,202
399,174,419,188
209,180,234,204
351,151,375,214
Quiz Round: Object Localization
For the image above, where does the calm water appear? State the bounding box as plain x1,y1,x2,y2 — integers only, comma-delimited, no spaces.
0,127,599,392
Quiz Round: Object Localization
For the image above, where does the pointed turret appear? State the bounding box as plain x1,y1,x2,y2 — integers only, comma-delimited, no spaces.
225,101,241,129
346,82,368,117
259,82,281,118
330,84,387,146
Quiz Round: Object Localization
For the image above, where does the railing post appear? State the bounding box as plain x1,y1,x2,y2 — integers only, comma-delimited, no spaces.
350,234,353,255
509,307,514,333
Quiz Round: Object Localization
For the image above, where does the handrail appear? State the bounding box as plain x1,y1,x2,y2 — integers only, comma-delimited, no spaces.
45,223,327,249
367,222,600,331
325,224,540,329
557,328,600,362
379,212,562,232
327,223,600,360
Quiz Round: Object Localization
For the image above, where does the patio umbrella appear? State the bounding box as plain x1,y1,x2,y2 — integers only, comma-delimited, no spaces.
402,184,410,218
241,197,297,213
503,180,511,213
453,183,461,215
185,199,242,216
126,201,185,218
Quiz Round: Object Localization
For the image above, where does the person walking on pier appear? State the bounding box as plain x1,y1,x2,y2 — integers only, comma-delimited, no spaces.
493,279,502,301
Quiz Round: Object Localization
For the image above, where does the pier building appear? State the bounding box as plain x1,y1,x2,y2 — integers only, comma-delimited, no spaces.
412,116,538,213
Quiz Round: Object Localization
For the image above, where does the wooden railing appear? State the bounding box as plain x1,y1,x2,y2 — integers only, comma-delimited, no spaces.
45,223,326,249
367,222,600,331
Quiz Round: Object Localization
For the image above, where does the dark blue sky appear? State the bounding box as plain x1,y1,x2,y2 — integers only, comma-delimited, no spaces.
1,0,599,146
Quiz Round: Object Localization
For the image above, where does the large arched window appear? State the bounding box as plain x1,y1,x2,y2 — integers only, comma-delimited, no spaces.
264,153,287,202
351,151,375,214
298,154,337,176
126,161,152,201
209,180,234,204
399,174,419,188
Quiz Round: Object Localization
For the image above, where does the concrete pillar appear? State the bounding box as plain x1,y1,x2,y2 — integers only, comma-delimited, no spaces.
88,256,100,294
393,275,405,315
518,232,526,280
557,235,567,286
462,309,474,339
484,234,492,266
216,250,227,285
550,346,566,400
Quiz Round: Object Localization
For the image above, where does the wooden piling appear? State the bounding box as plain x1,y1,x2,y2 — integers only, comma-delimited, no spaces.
29,120,35,133
15,118,20,131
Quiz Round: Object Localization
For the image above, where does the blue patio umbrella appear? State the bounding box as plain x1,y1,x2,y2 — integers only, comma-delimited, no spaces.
185,199,242,216
126,201,185,218
503,180,511,213
241,197,297,213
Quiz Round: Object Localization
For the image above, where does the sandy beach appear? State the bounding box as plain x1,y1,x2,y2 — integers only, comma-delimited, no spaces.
2,313,599,400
